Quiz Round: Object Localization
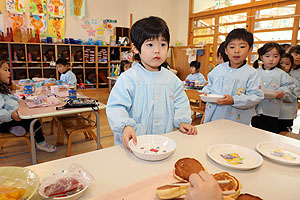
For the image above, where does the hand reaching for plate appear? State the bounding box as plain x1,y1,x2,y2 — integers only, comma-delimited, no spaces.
122,126,137,151
217,94,234,105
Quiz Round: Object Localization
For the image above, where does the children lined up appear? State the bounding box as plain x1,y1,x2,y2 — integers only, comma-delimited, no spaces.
251,43,294,133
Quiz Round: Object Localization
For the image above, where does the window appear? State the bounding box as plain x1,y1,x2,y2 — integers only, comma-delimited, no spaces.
254,30,292,41
255,4,296,19
219,12,247,24
254,18,294,30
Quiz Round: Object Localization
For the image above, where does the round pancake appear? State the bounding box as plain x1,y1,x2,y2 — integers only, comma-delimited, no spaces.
174,157,205,182
213,172,241,199
156,184,188,199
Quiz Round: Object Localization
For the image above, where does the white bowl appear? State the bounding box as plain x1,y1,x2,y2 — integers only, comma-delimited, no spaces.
200,94,224,103
263,89,277,99
128,135,176,161
0,167,39,200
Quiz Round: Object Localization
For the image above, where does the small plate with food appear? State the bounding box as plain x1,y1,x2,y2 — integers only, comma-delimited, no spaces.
38,164,93,200
128,135,176,161
0,166,39,200
200,94,225,103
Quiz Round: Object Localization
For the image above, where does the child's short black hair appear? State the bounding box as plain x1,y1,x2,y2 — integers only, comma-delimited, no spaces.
217,42,229,62
120,60,130,73
289,45,300,54
130,16,170,53
56,58,68,66
0,60,11,95
190,61,201,70
280,53,294,72
224,28,253,48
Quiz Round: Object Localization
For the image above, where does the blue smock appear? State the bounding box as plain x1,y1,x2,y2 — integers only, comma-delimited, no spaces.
106,62,192,145
185,73,207,85
202,62,264,125
256,67,295,118
60,70,77,86
0,93,19,124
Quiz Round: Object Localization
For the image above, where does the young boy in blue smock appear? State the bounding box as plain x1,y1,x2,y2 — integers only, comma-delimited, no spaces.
185,61,206,85
202,28,264,125
106,16,197,150
56,58,77,87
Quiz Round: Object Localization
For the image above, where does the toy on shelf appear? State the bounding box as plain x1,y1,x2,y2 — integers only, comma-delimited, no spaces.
74,50,83,62
44,49,55,61
61,50,70,61
13,28,22,42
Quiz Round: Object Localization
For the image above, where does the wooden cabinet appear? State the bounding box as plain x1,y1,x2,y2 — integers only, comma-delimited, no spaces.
0,42,132,89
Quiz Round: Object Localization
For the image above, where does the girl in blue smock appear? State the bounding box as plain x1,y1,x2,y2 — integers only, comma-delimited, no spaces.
251,43,295,133
0,61,56,152
106,16,197,150
278,53,300,132
185,61,207,85
289,45,300,83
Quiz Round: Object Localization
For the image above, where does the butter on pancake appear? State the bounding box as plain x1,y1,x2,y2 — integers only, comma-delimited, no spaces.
236,193,263,200
213,172,241,199
174,157,205,182
156,183,189,199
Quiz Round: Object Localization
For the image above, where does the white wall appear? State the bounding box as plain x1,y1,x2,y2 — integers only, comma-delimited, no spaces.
65,0,189,46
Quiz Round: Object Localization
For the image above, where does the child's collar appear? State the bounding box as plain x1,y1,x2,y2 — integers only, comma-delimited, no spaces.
62,69,70,74
229,60,246,69
139,62,161,71
262,65,275,71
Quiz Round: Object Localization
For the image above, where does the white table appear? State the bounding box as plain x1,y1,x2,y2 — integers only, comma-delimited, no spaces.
27,119,300,199
18,100,106,165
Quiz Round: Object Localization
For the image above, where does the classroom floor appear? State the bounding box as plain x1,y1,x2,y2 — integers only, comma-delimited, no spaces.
0,88,299,167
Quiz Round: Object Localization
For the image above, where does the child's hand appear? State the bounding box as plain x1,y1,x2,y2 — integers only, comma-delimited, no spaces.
186,171,223,200
11,109,21,121
202,92,207,96
122,126,137,151
204,82,208,86
276,91,284,99
217,94,234,105
179,123,197,135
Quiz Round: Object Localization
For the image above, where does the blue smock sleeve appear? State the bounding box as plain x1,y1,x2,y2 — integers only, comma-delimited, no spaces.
106,75,137,134
173,79,192,127
69,72,77,86
232,71,264,109
0,95,13,123
201,71,213,94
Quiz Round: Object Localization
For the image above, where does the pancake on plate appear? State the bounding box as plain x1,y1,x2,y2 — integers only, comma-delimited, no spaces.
174,157,205,182
236,193,263,200
213,172,241,199
156,182,188,199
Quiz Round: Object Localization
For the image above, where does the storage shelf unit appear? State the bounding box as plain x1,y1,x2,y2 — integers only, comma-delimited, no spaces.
0,42,131,89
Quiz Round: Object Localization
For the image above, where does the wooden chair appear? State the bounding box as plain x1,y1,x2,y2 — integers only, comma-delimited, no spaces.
0,132,31,153
55,112,103,157
185,89,206,124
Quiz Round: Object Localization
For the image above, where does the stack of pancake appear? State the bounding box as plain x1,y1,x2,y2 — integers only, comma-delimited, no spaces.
156,157,262,200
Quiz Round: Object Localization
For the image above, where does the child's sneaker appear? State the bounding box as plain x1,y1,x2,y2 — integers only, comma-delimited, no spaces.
10,126,26,136
36,142,57,152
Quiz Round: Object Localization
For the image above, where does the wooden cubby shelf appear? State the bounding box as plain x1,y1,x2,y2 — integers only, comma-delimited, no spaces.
0,42,132,89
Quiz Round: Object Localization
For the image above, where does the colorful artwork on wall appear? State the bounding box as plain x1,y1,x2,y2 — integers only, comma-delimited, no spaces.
70,0,85,17
47,15,65,39
47,0,65,17
29,0,46,14
30,14,47,36
6,0,25,13
7,12,26,33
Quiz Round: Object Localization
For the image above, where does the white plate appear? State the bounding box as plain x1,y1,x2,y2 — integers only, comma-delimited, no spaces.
200,94,224,103
128,135,176,161
256,141,300,165
263,89,277,99
207,144,263,170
